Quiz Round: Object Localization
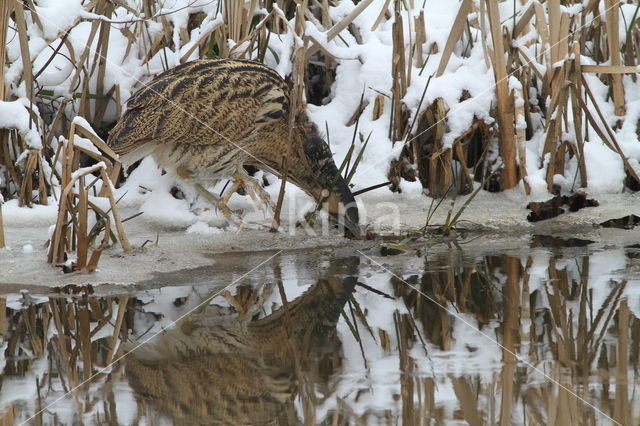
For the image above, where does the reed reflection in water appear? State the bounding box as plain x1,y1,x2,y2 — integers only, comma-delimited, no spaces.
0,243,638,424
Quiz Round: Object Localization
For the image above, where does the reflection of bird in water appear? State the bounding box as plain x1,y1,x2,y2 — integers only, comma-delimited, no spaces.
125,258,359,424
107,58,360,237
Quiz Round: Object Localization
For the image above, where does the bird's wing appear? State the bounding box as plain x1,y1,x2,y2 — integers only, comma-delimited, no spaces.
107,60,292,172
106,75,172,156
253,85,288,131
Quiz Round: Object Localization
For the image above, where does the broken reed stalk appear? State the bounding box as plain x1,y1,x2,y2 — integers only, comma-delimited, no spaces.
512,77,530,194
0,1,7,99
604,0,626,117
79,301,93,380
48,121,131,271
91,1,115,129
391,0,408,141
485,0,517,190
414,10,425,67
570,43,588,188
3,3,50,208
435,0,471,77
105,295,129,365
13,0,33,101
500,256,520,424
579,75,640,186
613,298,630,425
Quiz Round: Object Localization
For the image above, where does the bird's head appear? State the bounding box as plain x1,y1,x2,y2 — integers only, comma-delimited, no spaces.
295,129,362,239
319,185,362,239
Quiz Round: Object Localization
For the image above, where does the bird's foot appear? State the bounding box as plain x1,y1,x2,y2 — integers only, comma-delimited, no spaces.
193,183,245,228
223,170,274,214
242,176,275,213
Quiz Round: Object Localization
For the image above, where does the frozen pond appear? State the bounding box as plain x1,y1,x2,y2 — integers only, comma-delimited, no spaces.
1,234,639,425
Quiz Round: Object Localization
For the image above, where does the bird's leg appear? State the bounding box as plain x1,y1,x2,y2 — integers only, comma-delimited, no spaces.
176,166,244,226
219,180,242,204
221,166,274,213
192,183,240,222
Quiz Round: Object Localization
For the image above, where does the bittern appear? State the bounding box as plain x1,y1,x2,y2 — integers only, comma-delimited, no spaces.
107,58,361,238
126,257,359,424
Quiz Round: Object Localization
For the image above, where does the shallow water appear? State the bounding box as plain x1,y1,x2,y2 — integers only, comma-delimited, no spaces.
1,236,639,425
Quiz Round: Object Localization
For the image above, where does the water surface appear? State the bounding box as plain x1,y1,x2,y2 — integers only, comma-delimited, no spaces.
1,236,639,425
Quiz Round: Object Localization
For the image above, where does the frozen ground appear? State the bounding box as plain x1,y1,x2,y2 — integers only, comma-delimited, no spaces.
2,185,639,288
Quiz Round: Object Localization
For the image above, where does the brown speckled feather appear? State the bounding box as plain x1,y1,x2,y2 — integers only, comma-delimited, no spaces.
109,59,287,173
107,58,360,236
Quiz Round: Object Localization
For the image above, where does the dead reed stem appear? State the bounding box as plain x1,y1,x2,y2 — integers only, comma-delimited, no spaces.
391,0,408,141
435,0,471,77
13,0,33,100
271,4,306,232
604,0,626,116
105,296,129,365
48,121,131,270
580,75,640,185
0,1,7,99
485,0,517,189
571,43,588,187
512,76,530,194
451,376,483,425
0,3,6,249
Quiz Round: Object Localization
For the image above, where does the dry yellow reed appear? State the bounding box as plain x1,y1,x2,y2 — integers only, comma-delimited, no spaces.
0,1,8,99
604,0,626,116
47,121,131,270
451,376,483,426
571,43,588,187
435,0,472,77
271,3,307,232
485,0,517,189
13,0,33,100
391,0,408,142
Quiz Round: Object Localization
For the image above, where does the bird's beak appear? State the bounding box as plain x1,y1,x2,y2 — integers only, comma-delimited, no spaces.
298,133,362,238
323,182,362,239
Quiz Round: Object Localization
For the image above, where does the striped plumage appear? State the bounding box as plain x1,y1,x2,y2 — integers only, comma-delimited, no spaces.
107,58,360,237
126,258,359,424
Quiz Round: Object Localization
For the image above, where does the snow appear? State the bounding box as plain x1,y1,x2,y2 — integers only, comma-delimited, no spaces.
33,0,84,40
2,199,57,226
0,100,42,149
186,221,223,235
